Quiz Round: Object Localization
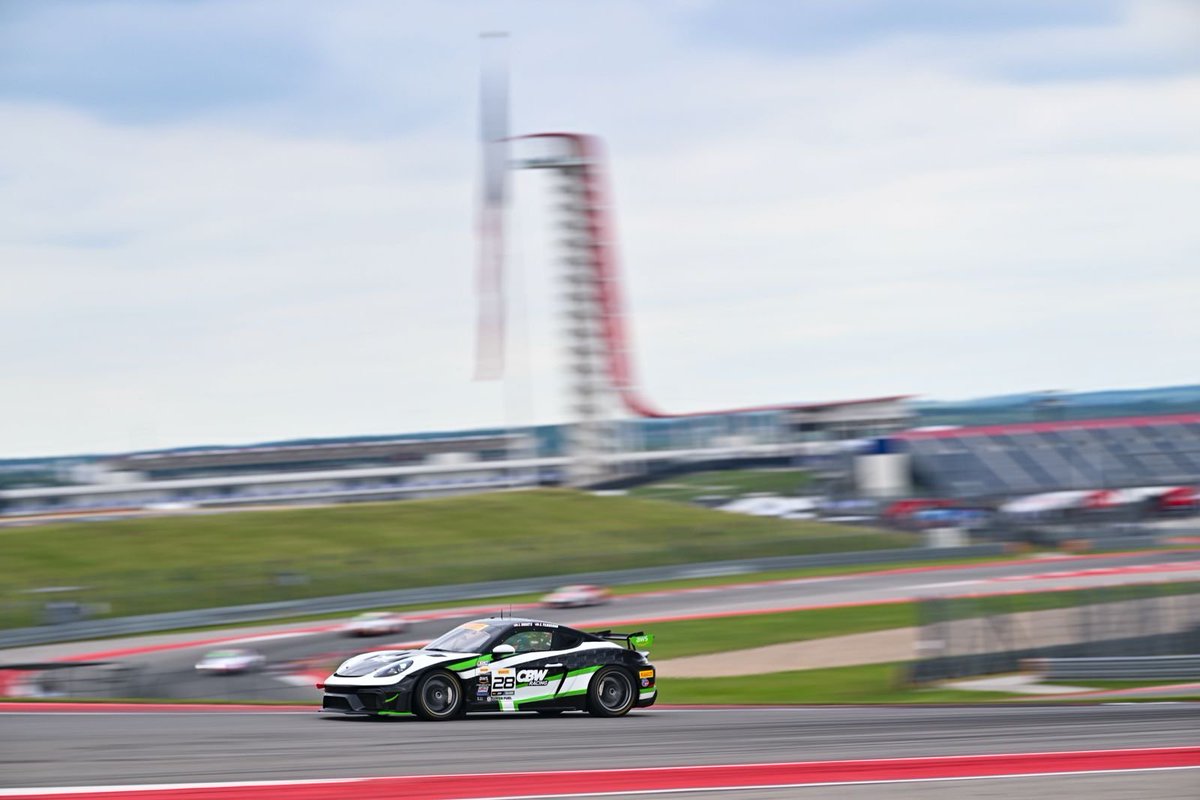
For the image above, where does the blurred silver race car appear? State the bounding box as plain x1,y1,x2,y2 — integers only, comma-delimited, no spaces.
342,611,411,637
540,584,611,608
194,648,266,675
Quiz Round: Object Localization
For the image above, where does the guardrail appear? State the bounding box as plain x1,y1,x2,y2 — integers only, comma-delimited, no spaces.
0,544,1006,650
1027,656,1200,681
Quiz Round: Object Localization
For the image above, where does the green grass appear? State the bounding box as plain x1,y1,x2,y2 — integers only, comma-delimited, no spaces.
646,602,916,660
0,489,911,629
659,662,1012,704
628,469,812,504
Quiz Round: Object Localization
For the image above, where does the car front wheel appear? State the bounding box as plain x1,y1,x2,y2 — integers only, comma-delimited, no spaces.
587,667,635,717
413,671,463,721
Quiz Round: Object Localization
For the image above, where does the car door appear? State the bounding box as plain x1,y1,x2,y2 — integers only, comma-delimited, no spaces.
482,627,569,711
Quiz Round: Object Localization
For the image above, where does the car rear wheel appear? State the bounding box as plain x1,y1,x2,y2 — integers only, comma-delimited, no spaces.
413,671,463,721
587,667,635,717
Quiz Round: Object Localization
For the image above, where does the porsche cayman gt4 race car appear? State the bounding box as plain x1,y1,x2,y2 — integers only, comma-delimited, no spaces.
319,617,657,720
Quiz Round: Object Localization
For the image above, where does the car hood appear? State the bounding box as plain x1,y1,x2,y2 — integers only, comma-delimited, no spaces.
329,649,477,683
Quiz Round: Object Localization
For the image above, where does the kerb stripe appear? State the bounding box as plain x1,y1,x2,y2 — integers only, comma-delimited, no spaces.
1,747,1196,799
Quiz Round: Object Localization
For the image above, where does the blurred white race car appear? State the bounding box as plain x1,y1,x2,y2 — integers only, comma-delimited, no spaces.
343,611,411,637
194,648,266,675
540,584,611,608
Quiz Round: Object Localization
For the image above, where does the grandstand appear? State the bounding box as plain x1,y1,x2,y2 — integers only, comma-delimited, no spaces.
786,396,913,440
0,434,540,517
0,395,918,519
896,413,1200,497
100,435,522,480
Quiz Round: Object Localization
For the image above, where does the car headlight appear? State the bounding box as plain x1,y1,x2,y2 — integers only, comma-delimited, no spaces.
374,659,413,678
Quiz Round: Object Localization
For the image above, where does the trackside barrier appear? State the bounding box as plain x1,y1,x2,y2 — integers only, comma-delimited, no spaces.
0,544,1004,649
1028,655,1200,681
911,581,1200,682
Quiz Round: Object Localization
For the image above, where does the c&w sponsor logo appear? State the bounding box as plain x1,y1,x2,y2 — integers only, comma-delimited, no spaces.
516,669,549,686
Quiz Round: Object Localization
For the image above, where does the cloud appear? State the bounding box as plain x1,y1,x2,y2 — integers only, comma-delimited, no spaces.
681,0,1126,55
0,0,1197,456
0,0,320,123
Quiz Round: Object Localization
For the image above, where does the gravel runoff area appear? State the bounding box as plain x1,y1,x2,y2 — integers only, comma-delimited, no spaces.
656,628,917,677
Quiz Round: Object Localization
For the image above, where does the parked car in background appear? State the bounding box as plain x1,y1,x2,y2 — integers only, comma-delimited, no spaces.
540,584,611,608
194,648,266,675
343,611,411,637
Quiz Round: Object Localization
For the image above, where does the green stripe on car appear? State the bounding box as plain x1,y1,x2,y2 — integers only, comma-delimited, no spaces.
566,666,600,678
514,687,587,709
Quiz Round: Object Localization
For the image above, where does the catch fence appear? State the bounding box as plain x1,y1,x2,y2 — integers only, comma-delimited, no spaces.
911,581,1200,682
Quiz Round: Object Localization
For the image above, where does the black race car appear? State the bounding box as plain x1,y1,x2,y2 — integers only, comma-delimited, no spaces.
319,617,657,720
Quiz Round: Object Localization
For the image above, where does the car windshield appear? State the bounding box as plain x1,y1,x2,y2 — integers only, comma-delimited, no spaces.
423,621,504,653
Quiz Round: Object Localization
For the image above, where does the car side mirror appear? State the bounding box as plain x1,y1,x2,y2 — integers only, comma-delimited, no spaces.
492,644,516,657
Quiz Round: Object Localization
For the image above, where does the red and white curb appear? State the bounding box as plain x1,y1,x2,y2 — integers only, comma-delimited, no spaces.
0,748,1196,799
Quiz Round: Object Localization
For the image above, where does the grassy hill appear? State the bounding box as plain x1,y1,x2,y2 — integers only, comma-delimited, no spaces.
0,489,912,628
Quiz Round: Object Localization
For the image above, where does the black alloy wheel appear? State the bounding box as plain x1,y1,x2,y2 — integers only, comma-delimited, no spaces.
413,671,463,721
587,666,635,717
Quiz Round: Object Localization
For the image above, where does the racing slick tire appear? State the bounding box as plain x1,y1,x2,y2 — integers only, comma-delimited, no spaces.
412,670,464,721
587,666,635,717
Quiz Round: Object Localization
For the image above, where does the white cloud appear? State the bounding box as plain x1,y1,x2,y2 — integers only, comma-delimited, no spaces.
1,1,1197,456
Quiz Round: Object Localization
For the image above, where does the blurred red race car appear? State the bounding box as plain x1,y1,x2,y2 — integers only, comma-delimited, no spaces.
540,584,611,608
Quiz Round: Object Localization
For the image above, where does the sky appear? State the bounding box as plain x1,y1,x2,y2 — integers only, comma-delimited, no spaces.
2,0,1198,457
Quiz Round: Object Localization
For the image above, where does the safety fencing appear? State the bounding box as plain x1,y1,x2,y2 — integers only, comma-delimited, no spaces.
911,581,1200,682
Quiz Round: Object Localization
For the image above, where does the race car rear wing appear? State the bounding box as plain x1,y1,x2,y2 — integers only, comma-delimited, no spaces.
591,630,654,651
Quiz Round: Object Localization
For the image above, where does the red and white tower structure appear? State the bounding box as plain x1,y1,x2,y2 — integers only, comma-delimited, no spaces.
517,135,631,485
487,132,912,486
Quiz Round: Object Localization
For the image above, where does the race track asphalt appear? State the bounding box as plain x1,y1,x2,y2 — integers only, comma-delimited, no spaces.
1,703,1197,788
